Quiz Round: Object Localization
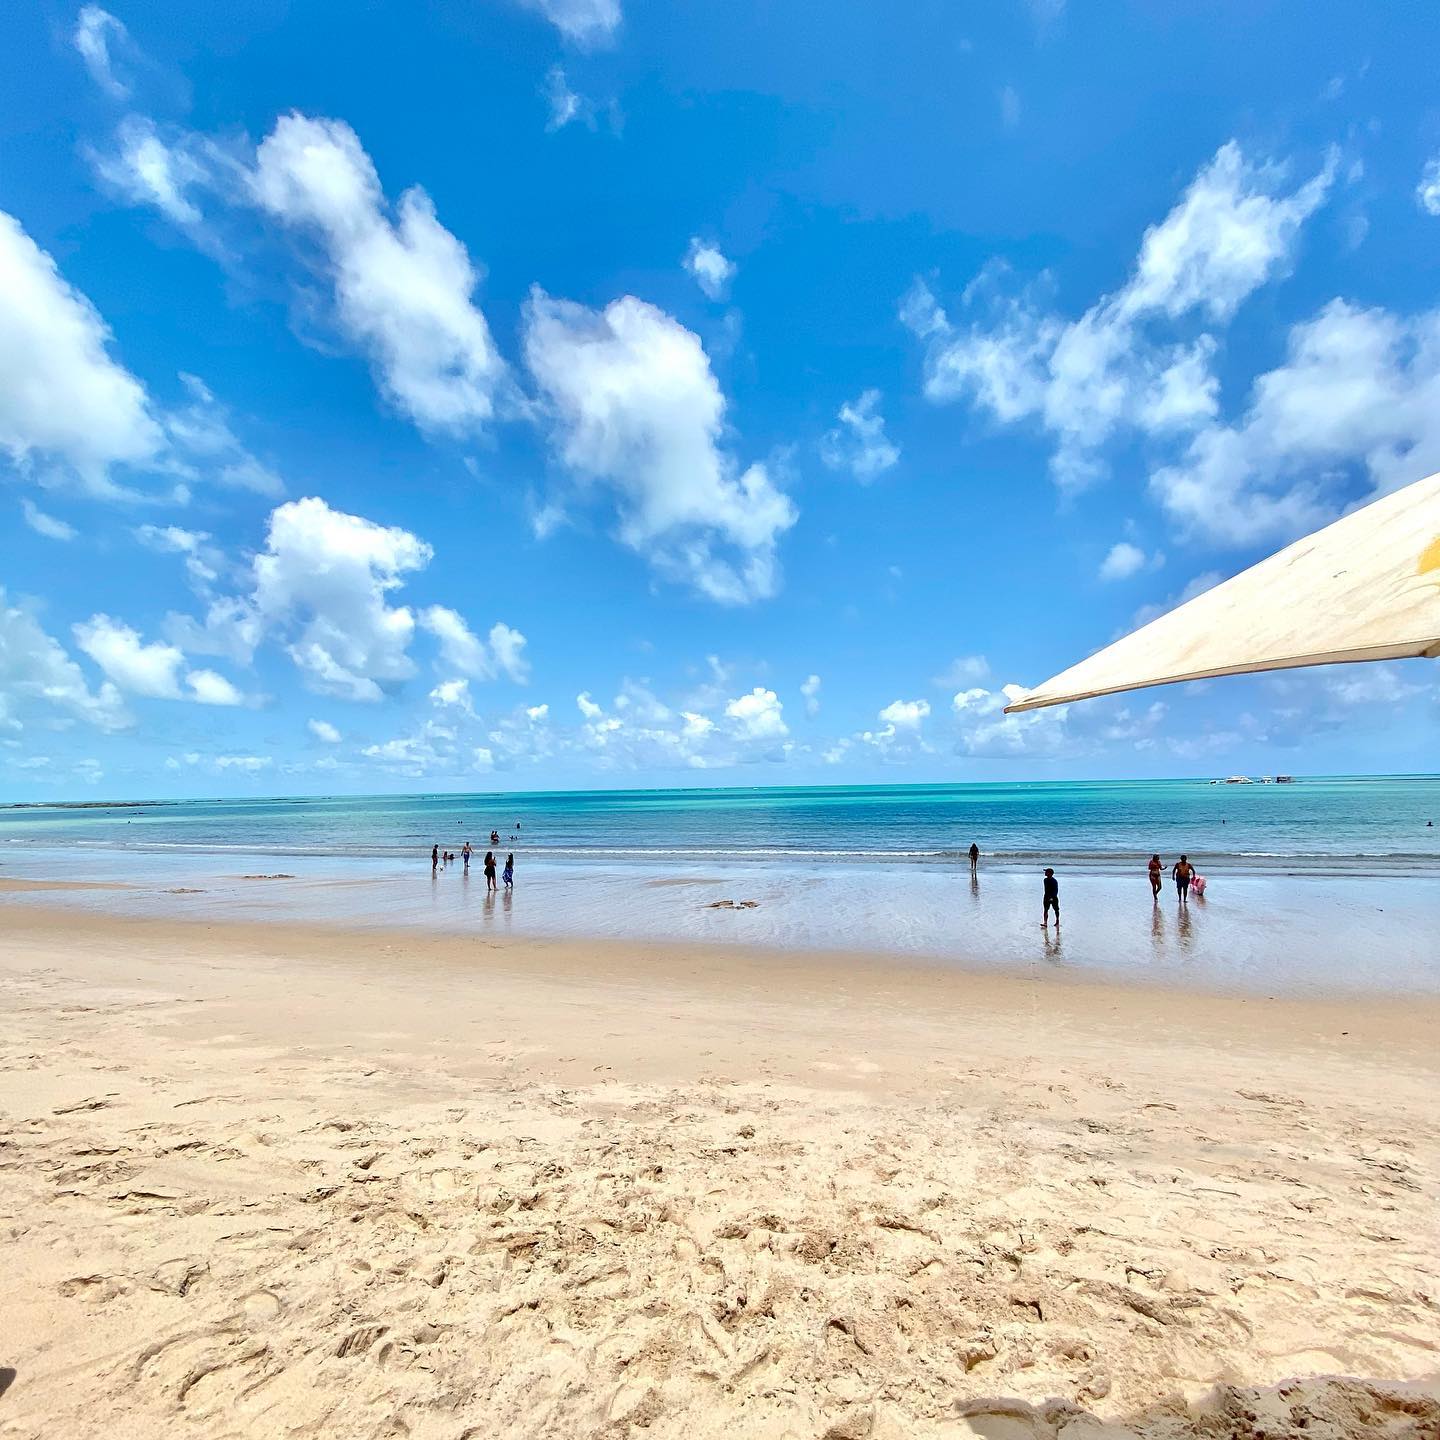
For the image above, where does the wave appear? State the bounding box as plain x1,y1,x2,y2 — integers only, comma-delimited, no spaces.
5,835,1439,874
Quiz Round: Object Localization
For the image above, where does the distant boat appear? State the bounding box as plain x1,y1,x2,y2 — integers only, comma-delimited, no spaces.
1275,775,1295,784
1223,775,1253,784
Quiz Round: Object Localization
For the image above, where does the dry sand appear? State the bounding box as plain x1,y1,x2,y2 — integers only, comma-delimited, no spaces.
0,906,1436,1439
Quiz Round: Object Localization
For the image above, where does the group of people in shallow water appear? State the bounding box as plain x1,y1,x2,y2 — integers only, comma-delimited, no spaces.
431,835,515,891
965,842,1204,930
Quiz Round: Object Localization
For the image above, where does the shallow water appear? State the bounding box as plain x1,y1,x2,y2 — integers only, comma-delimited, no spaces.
4,844,1437,998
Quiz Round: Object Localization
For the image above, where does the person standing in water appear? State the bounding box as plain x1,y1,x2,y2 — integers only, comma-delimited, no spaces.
484,850,497,892
968,842,980,874
1147,853,1163,899
1042,867,1060,928
462,841,472,870
502,853,514,889
431,844,439,872
1171,854,1195,903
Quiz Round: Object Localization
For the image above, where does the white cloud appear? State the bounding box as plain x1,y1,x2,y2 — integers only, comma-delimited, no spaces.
525,703,549,722
135,523,223,588
820,390,900,481
877,698,930,729
253,496,431,701
164,374,286,496
488,622,530,683
185,668,246,706
1324,663,1426,707
308,718,341,743
73,5,130,98
934,655,991,688
1416,156,1440,218
684,238,736,300
1130,570,1225,629
429,677,475,713
1098,540,1158,582
577,691,603,720
518,0,621,47
800,673,821,716
214,753,272,772
725,687,787,740
93,116,205,226
251,114,509,435
20,499,76,542
73,615,186,698
523,289,797,603
1120,143,1335,322
0,590,129,733
0,210,163,494
421,606,490,678
543,67,586,131
73,614,246,705
1150,299,1440,545
905,142,1335,492
420,607,530,683
163,594,263,667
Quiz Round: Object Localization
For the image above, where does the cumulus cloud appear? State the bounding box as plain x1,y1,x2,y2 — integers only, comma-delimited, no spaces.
820,390,900,481
1416,156,1440,218
251,114,509,435
185,668,246,706
20,499,76,542
73,614,247,705
523,289,797,603
800,673,821,716
308,717,341,743
0,590,130,733
877,698,930,729
420,607,530,683
1150,299,1440,544
725,687,787,740
253,496,431,701
518,0,621,46
905,142,1335,491
73,615,185,698
1099,540,1162,582
684,238,736,300
73,5,131,98
0,210,163,494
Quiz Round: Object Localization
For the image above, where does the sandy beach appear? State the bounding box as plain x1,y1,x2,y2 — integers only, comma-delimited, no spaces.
1,906,1437,1439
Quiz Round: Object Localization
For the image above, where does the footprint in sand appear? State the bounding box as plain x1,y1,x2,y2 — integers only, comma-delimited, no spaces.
241,1290,283,1323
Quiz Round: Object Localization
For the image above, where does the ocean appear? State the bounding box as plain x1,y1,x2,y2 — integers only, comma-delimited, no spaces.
3,776,1439,870
3,777,1438,996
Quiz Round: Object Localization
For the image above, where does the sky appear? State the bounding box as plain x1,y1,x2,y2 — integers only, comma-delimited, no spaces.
1,0,1438,799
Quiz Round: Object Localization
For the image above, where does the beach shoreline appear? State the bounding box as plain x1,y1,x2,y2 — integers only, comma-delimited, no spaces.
1,907,1436,1437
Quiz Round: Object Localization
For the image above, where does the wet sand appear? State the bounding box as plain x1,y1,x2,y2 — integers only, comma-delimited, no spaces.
0,905,1437,1438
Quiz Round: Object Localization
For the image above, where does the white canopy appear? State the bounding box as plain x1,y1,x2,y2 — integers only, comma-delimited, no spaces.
1005,471,1440,713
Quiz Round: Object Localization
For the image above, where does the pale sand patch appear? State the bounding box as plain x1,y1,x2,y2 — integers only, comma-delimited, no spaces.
0,906,1436,1439
0,876,137,892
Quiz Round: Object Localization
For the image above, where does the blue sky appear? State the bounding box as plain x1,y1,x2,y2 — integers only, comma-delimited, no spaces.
2,0,1437,798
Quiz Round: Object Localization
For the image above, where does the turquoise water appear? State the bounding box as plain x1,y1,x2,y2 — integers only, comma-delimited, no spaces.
3,779,1437,994
2,777,1438,873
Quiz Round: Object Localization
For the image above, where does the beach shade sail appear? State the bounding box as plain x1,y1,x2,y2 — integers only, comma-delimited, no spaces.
1004,470,1440,714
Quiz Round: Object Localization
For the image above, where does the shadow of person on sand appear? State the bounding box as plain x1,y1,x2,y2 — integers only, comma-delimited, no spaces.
0,1367,15,1401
